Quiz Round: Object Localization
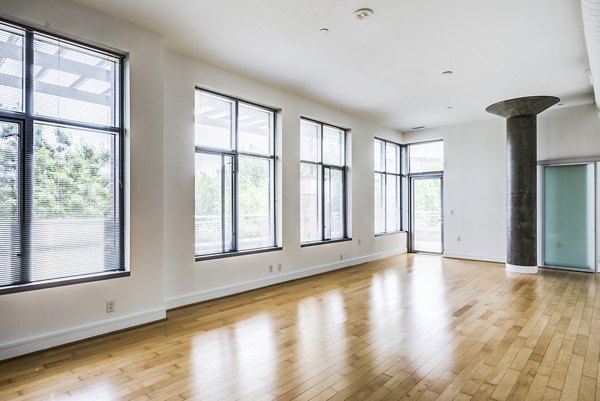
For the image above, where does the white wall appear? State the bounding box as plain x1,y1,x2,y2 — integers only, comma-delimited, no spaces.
0,0,166,360
404,119,507,262
538,103,600,160
163,51,406,308
403,103,600,263
0,0,406,359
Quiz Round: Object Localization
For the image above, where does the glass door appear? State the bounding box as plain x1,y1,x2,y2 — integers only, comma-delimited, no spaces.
543,163,596,271
411,175,443,253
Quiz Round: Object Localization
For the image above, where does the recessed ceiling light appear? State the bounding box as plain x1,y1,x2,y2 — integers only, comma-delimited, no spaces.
320,27,329,33
447,106,453,109
442,70,453,76
412,126,425,130
557,103,564,106
354,8,374,20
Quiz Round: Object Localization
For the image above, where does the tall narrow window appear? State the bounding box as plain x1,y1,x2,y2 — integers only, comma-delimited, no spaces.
300,118,348,244
374,138,402,234
0,20,125,293
195,89,277,258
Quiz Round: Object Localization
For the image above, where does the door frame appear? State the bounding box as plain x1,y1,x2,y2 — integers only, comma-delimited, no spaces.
409,172,444,254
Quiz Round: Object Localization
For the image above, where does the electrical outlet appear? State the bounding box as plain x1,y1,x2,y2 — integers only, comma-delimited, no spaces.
358,239,361,245
106,300,115,313
340,254,343,261
268,264,273,273
277,264,282,271
457,236,461,242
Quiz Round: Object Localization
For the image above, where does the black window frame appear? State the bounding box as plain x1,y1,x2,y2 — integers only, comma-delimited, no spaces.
374,137,404,235
300,117,349,246
194,88,280,260
0,18,127,295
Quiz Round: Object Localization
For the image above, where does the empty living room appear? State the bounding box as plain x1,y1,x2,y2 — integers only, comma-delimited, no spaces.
1,0,600,400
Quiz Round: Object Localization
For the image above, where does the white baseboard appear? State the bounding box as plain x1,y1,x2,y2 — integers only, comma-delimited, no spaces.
165,248,407,309
443,252,505,264
506,264,538,274
0,308,166,361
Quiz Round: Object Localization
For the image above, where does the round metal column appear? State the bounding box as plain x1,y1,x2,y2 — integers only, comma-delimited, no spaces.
486,96,559,273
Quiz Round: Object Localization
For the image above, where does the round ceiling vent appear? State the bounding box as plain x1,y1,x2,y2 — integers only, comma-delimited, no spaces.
354,8,374,20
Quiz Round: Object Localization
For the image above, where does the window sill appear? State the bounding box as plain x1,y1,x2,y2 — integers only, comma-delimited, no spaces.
195,246,283,261
0,270,130,295
301,238,352,248
375,231,407,237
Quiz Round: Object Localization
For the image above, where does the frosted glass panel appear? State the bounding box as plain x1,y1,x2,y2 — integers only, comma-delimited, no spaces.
543,164,595,270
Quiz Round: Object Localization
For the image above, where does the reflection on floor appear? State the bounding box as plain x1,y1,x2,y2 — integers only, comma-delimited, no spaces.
1,254,599,400
413,239,442,253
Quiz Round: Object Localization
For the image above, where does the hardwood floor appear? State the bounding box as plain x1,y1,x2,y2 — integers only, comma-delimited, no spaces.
1,254,599,401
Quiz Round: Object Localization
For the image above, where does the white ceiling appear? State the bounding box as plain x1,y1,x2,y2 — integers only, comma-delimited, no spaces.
69,0,593,131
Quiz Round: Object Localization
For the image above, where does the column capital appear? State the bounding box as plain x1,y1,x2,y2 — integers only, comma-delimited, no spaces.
486,96,559,118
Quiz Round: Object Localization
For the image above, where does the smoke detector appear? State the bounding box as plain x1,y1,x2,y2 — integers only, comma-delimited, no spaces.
354,8,374,20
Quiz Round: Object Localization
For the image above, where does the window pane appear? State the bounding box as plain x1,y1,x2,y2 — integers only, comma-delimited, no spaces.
409,141,444,173
238,104,272,155
330,169,344,239
0,121,20,286
374,173,385,234
31,123,120,281
323,126,344,166
33,35,120,127
385,175,399,232
300,120,320,162
195,91,234,150
223,156,234,252
0,23,24,112
324,168,331,239
386,143,399,173
300,163,321,242
238,156,273,250
196,153,228,255
374,140,384,172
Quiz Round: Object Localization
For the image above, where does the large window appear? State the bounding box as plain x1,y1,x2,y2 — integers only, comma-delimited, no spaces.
300,118,348,244
374,139,402,234
0,20,125,293
195,89,277,258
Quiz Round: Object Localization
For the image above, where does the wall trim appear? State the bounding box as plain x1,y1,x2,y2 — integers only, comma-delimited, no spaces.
0,308,166,361
165,248,407,309
443,252,505,264
506,264,539,274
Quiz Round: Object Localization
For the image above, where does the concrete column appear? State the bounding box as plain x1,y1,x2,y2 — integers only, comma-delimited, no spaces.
486,96,559,274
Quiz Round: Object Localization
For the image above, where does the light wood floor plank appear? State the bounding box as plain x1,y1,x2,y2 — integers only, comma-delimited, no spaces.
0,254,598,401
